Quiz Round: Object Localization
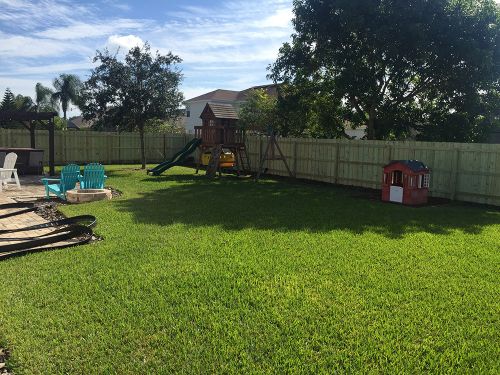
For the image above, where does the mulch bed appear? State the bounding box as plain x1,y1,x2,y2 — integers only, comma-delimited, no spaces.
107,186,123,199
33,201,66,222
0,348,12,375
24,187,122,242
36,202,102,243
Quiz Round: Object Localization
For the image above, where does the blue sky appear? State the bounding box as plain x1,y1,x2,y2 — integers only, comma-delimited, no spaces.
0,0,293,116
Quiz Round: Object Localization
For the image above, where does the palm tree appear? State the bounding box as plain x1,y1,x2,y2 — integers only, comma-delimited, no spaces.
52,74,82,119
35,82,58,112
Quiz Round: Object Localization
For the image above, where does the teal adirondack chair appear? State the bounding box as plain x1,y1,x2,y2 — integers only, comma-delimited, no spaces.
41,164,81,200
79,163,107,189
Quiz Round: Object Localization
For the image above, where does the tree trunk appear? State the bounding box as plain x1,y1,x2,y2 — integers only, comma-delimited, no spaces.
139,124,146,169
367,107,376,140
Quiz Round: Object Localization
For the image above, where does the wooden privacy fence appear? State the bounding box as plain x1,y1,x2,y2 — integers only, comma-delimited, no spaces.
1,129,499,206
0,129,189,165
245,136,500,207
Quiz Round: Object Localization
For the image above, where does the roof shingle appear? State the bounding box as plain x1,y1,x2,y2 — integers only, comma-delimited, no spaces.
185,84,279,103
185,89,240,103
206,103,239,119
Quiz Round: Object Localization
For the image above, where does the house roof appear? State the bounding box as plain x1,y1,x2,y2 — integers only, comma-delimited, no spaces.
67,116,93,130
237,84,279,100
203,103,239,119
185,84,280,103
185,89,240,103
385,160,429,172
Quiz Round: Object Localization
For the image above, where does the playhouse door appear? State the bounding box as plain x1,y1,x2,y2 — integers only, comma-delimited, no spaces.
389,186,404,203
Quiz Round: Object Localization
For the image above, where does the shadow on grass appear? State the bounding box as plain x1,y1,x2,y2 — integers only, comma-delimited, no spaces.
115,173,500,239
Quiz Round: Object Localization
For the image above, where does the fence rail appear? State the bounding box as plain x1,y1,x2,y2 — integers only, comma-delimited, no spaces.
1,129,499,206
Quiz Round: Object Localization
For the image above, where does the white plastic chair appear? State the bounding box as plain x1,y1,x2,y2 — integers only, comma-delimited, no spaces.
0,152,21,191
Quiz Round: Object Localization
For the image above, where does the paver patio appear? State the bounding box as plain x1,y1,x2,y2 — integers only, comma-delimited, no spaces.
1,175,47,200
0,176,75,248
0,195,49,246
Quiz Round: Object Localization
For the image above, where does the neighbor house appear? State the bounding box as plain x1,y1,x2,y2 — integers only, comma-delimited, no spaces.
67,116,94,130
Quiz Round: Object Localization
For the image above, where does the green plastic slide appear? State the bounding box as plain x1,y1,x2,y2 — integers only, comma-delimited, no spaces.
147,138,202,176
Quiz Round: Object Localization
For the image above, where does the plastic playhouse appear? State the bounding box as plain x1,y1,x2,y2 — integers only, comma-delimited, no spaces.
382,160,430,205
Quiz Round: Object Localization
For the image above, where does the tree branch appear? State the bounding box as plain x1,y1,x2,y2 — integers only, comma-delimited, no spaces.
349,95,367,121
392,77,435,107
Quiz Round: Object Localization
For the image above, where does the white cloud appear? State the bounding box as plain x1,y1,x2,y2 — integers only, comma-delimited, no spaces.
36,19,151,40
0,0,92,31
103,0,131,12
0,32,91,58
153,1,293,65
7,61,93,76
255,7,294,28
107,34,145,50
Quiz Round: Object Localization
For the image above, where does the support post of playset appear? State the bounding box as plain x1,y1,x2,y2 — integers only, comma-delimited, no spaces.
255,127,294,181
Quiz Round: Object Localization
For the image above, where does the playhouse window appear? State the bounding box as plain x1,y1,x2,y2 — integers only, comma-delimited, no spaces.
417,174,430,188
391,170,403,186
423,174,430,188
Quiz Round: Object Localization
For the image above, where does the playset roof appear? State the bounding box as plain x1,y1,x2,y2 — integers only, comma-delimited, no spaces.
202,103,239,120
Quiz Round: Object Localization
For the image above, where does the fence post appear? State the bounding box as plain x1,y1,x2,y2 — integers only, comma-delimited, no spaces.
259,136,263,170
386,144,393,163
144,133,148,166
84,131,89,164
293,139,298,177
61,131,66,164
163,133,167,159
334,142,341,184
449,148,460,200
107,133,111,165
118,133,121,163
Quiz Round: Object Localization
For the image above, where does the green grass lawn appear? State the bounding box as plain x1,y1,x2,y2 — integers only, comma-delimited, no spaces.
1,165,499,374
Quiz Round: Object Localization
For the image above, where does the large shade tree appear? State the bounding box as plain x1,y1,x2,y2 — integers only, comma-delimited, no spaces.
52,74,82,120
270,0,500,141
81,43,183,168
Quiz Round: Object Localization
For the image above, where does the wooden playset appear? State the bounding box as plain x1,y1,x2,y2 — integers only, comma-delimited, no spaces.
149,102,294,179
194,103,250,176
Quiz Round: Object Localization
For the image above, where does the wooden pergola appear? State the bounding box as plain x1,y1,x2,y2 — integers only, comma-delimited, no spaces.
0,111,57,175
